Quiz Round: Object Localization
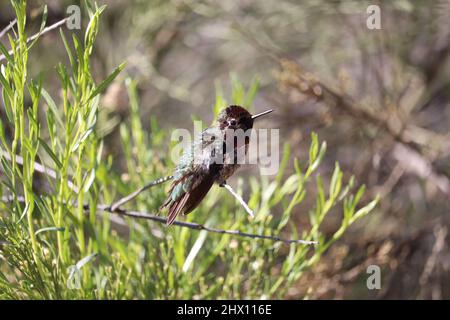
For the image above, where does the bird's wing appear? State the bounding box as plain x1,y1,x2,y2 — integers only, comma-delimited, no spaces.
163,169,215,226
162,127,223,225
166,190,190,226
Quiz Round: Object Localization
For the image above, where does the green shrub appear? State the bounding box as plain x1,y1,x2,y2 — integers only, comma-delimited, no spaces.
0,1,378,299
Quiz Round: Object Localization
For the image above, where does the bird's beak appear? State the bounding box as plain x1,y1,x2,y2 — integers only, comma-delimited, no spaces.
252,109,273,120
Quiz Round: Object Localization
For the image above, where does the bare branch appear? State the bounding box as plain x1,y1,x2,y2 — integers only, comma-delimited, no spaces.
0,19,17,39
278,59,450,196
110,175,173,211
419,224,447,296
221,183,254,218
392,143,450,194
0,18,67,63
28,18,67,43
96,204,317,245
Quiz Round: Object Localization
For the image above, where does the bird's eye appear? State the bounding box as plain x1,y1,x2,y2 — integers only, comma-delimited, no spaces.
229,119,237,126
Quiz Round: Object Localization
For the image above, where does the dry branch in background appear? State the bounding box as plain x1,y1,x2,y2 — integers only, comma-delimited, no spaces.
276,59,450,196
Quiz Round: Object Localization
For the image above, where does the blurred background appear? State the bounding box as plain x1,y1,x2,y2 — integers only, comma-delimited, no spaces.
1,0,450,299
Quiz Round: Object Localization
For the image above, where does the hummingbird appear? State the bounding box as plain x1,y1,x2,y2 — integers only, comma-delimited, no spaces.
162,105,273,225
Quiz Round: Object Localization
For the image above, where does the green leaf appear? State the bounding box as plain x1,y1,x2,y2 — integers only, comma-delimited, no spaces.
17,201,30,224
293,157,302,176
83,169,96,193
0,121,9,148
230,73,245,105
351,196,379,223
88,62,126,100
27,5,48,50
67,253,99,286
38,137,62,169
2,86,13,122
316,175,325,213
278,175,299,197
71,127,94,152
354,185,366,206
308,140,327,175
0,69,12,101
56,63,70,91
0,156,13,181
60,29,76,73
72,33,84,69
76,252,98,269
309,132,318,162
329,162,342,200
276,143,291,185
0,42,13,65
35,226,65,236
86,95,99,127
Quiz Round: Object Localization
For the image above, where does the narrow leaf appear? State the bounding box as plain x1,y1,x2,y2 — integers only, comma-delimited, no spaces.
88,62,126,100
38,137,62,169
35,226,65,236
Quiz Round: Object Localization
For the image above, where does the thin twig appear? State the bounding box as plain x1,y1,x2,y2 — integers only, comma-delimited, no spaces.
0,18,68,63
110,175,173,211
95,204,317,245
221,183,254,218
419,224,447,298
2,193,317,245
27,18,67,44
0,19,17,39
